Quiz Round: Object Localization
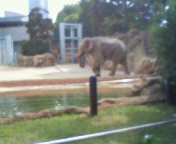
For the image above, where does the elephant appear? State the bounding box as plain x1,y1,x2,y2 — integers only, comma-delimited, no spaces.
77,37,129,76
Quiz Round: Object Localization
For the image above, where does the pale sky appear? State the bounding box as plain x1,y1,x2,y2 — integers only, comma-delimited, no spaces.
0,0,80,22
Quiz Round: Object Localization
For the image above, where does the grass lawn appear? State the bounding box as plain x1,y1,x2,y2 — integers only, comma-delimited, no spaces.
0,103,176,144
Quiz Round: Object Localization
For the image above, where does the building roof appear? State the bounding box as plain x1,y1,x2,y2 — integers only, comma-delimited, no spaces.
0,16,28,27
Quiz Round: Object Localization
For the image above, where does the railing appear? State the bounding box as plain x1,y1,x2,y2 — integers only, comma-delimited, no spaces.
34,118,176,144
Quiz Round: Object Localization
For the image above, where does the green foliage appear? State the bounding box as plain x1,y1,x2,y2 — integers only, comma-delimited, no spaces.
21,40,50,56
79,0,130,36
152,0,176,81
26,8,54,40
56,4,81,23
102,15,128,35
140,134,154,144
56,0,168,36
0,104,176,144
22,8,54,56
55,4,81,41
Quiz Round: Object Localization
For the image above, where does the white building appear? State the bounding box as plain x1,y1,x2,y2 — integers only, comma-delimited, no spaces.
0,16,29,42
29,0,49,18
0,15,29,65
0,0,49,65
0,0,83,65
4,11,25,17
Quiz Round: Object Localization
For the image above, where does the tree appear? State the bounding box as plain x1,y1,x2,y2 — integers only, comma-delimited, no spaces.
152,0,176,81
79,0,120,36
22,8,54,56
55,4,81,41
79,0,168,36
55,0,168,36
56,4,81,23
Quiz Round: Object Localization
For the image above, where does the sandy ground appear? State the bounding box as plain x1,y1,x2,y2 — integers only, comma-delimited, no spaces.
0,64,92,81
0,64,131,95
0,64,126,81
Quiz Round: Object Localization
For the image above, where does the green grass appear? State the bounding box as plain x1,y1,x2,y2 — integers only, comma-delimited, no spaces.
0,103,176,144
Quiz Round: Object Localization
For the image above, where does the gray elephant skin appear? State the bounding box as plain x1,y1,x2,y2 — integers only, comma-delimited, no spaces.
77,37,129,76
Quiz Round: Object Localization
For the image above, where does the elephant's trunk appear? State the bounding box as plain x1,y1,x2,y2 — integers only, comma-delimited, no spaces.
77,51,85,68
79,55,86,68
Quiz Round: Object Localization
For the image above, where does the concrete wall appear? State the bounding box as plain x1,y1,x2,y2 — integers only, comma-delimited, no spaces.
0,26,29,41
0,25,29,65
0,35,15,65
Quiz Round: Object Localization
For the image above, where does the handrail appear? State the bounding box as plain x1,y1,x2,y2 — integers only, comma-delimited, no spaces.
34,118,176,144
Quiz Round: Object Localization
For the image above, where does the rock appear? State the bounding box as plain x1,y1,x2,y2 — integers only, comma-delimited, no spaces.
131,78,163,97
141,83,161,96
16,52,56,67
135,57,157,75
43,53,56,66
33,54,46,67
16,52,33,67
127,52,135,72
113,28,155,74
41,52,56,66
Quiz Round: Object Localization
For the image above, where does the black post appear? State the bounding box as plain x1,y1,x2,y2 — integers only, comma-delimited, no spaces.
165,76,176,105
89,76,98,116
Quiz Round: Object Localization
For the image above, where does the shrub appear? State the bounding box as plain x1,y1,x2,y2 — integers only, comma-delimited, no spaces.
21,8,54,56
21,40,50,56
152,2,176,82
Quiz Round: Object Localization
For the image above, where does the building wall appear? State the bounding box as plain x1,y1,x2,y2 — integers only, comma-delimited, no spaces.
0,35,15,65
4,11,25,17
0,26,29,41
0,25,29,65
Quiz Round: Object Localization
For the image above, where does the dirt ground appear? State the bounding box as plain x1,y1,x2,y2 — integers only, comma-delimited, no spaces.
0,64,130,86
0,64,129,80
0,64,94,81
0,64,133,96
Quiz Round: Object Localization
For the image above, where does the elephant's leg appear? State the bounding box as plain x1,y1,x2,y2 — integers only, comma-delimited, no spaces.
92,63,101,77
92,55,103,76
121,59,129,74
124,63,129,74
110,61,118,76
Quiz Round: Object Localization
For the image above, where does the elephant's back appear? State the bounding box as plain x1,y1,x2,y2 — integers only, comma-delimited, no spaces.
96,38,126,60
96,37,126,50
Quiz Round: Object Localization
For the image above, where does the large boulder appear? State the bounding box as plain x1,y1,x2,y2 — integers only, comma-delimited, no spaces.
16,52,56,67
113,28,155,74
33,52,56,67
16,52,33,67
45,52,56,66
33,54,46,67
131,77,163,97
135,57,157,75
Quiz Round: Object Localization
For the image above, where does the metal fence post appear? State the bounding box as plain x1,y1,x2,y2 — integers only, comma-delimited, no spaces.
165,76,176,105
89,76,98,116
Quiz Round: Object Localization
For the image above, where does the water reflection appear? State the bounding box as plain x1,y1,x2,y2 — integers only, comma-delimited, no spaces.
0,97,18,118
0,89,129,119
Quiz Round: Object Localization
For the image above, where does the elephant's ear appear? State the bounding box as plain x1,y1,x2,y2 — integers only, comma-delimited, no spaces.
85,38,94,53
